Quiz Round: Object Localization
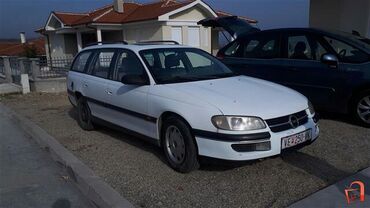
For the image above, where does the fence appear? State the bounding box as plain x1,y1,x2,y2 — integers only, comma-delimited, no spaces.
0,56,74,82
10,57,21,84
0,58,4,76
38,57,73,79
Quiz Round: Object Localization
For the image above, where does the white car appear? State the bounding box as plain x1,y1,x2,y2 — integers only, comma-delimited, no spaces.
67,42,320,173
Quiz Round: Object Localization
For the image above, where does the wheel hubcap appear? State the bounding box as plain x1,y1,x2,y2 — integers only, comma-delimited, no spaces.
357,95,370,124
165,126,186,164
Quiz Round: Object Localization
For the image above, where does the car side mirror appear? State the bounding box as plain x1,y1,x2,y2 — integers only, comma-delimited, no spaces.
121,74,149,86
321,53,338,69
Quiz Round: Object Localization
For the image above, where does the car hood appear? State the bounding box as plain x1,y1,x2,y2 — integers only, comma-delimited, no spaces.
168,76,308,120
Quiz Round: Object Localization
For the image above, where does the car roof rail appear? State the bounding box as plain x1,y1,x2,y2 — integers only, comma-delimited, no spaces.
136,40,179,45
84,41,128,47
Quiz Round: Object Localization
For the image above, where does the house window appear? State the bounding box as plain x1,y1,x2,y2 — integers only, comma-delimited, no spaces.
171,27,183,44
188,27,200,47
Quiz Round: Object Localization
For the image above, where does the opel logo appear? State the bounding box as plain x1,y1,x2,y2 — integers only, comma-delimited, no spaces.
289,115,300,129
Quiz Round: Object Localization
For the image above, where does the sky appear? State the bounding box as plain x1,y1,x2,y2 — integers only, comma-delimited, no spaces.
0,0,309,39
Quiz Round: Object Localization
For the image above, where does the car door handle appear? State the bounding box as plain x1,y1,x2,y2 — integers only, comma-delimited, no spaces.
105,89,113,95
83,82,88,88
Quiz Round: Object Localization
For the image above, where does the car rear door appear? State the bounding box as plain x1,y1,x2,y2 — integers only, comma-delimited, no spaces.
279,31,345,109
67,50,94,106
219,31,286,82
83,49,117,121
105,49,153,138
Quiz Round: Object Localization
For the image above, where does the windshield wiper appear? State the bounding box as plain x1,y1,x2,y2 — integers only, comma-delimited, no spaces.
164,76,202,83
162,73,237,84
200,73,237,79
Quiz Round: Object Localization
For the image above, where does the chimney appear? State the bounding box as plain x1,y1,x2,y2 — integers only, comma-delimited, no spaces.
113,0,124,13
20,32,26,44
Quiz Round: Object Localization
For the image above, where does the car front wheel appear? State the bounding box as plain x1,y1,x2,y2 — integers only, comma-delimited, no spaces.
162,116,199,173
353,90,370,127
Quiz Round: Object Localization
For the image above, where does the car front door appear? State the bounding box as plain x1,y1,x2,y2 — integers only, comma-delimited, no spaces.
322,35,370,111
221,31,286,82
105,49,153,138
279,31,345,109
83,49,117,121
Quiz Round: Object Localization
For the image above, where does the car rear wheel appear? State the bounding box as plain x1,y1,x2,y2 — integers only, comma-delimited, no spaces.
77,97,94,131
162,116,199,173
352,90,370,127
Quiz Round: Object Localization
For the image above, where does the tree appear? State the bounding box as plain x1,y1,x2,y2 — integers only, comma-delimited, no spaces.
21,44,38,58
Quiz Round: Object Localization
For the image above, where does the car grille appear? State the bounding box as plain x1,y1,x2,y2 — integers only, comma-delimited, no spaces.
265,110,308,133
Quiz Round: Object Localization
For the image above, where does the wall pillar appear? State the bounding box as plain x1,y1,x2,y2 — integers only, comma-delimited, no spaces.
76,32,82,51
20,74,30,94
96,28,102,44
3,57,13,83
30,58,40,80
18,57,27,74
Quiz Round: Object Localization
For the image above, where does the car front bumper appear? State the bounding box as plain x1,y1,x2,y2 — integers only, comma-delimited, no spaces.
195,117,319,161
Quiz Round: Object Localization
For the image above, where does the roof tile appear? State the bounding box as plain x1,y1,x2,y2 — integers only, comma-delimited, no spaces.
46,0,257,27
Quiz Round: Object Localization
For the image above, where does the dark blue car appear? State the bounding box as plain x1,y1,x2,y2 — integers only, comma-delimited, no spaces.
199,16,370,127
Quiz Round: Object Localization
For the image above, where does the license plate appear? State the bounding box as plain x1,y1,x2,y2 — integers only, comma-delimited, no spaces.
281,129,311,150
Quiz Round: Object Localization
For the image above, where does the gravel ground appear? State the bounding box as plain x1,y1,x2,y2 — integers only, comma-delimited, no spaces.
1,92,369,208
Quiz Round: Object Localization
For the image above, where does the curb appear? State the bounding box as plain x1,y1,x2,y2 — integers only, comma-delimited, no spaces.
0,103,134,208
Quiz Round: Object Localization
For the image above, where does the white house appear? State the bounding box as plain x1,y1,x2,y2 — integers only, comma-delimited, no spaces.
36,0,257,59
310,0,370,38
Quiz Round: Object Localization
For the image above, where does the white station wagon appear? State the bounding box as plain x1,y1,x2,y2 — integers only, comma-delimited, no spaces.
67,42,320,173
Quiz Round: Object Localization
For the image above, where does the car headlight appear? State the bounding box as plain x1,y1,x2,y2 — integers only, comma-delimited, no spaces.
308,101,315,115
211,116,266,131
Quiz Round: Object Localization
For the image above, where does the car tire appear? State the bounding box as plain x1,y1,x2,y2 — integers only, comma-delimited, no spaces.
77,97,94,131
351,90,370,128
161,116,200,173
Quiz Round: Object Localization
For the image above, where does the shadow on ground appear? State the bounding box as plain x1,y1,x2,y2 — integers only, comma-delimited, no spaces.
67,107,260,171
68,108,167,164
282,151,350,183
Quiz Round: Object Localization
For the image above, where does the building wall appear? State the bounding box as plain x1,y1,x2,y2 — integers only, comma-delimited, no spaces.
310,0,370,38
47,33,67,58
45,33,77,59
123,23,163,43
102,31,124,42
162,5,214,53
170,6,210,20
64,34,78,56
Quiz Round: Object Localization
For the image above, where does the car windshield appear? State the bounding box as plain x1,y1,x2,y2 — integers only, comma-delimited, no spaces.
331,30,370,49
139,48,236,84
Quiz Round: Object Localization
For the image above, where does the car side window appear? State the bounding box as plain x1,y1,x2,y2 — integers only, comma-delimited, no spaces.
224,41,241,56
71,51,92,72
114,50,147,82
287,35,328,61
324,36,369,63
287,35,313,60
91,50,115,79
242,34,280,59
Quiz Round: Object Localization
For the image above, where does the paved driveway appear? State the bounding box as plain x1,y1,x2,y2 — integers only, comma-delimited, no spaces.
0,104,90,208
1,93,369,208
